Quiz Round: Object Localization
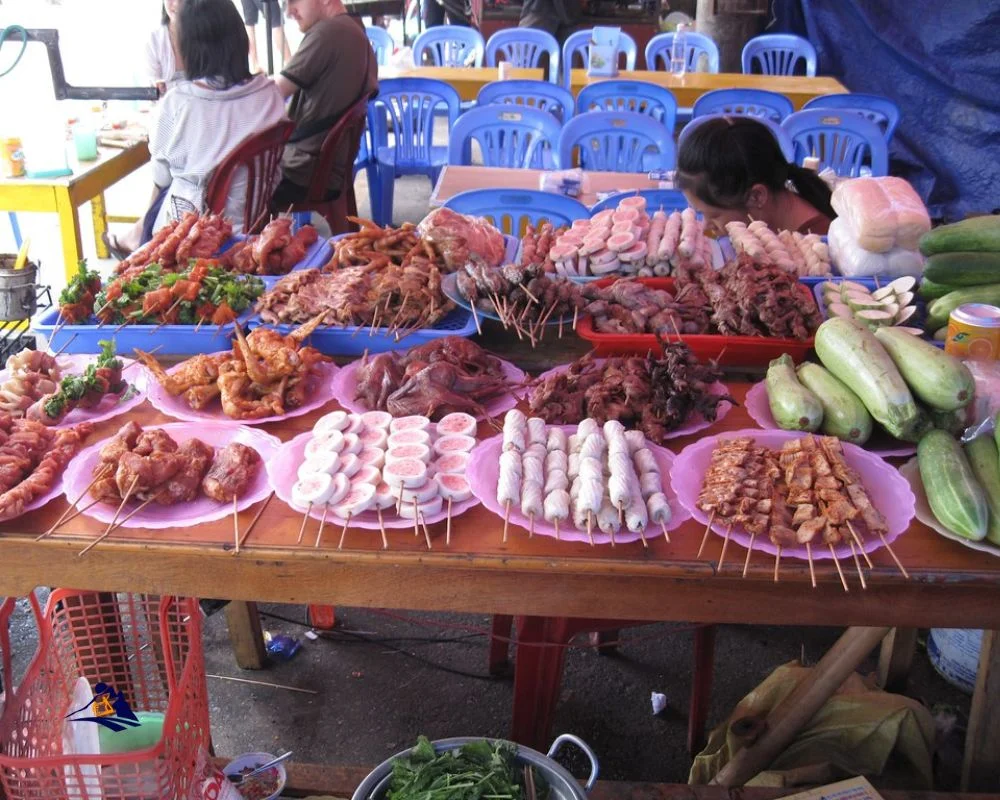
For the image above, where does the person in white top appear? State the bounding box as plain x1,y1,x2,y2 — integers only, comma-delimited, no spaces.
110,0,288,255
142,0,185,95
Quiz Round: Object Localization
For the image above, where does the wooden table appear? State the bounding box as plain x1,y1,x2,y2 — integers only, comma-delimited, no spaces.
1,347,998,788
430,165,667,207
0,141,150,281
378,66,847,108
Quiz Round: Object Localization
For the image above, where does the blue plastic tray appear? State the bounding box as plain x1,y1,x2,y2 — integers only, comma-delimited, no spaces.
811,278,942,348
248,306,477,358
32,306,243,355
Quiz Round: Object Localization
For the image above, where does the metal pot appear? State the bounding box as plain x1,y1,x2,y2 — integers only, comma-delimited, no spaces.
0,256,37,322
351,735,599,800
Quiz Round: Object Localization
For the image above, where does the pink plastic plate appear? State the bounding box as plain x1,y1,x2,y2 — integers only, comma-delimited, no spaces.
467,425,689,545
329,356,527,421
744,381,916,458
670,428,915,561
0,353,147,429
268,430,481,533
144,353,338,424
61,422,280,529
534,360,732,441
899,458,1000,559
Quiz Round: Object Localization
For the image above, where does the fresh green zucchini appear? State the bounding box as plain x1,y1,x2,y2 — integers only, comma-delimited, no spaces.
796,363,872,444
873,327,975,411
766,354,823,432
926,284,1000,330
964,435,1000,546
918,429,988,541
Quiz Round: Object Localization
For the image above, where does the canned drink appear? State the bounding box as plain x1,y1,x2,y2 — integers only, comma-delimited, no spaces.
2,137,25,178
946,303,1000,360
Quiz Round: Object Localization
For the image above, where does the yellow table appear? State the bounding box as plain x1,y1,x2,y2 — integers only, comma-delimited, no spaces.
378,66,848,108
0,141,151,281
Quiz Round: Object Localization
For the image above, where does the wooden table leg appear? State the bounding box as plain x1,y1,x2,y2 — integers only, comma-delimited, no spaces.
962,629,1000,792
54,188,84,282
876,627,917,692
91,192,109,259
224,601,267,670
510,616,572,750
489,614,513,675
688,624,716,755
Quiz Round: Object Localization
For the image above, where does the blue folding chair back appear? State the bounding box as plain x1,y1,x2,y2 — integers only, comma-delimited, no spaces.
447,105,562,169
781,109,889,177
741,34,817,76
576,80,678,130
692,88,794,123
444,188,589,236
365,26,394,65
644,32,720,73
413,26,485,67
678,113,795,163
561,29,638,88
477,80,575,123
590,189,688,216
803,93,901,143
558,111,674,172
485,28,560,83
370,78,462,224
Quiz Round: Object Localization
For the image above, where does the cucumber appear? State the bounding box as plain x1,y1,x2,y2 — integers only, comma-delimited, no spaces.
929,405,969,436
919,216,1000,256
765,354,823,432
873,327,975,411
918,430,988,541
926,284,1000,330
964,435,1000,546
796,363,872,444
923,252,1000,286
814,318,929,442
918,278,958,300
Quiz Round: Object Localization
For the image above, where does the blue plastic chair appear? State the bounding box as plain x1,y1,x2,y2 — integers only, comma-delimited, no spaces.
444,188,589,236
447,105,562,169
365,26,394,65
644,32,719,73
590,189,688,215
485,28,559,83
742,34,817,76
576,80,678,129
557,111,674,172
477,80,575,123
369,78,462,225
803,93,901,143
561,29,638,89
413,26,485,67
692,88,794,123
678,113,795,163
781,109,889,177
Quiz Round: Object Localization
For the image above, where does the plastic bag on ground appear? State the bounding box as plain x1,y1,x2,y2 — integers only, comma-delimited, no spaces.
828,217,924,278
417,207,507,269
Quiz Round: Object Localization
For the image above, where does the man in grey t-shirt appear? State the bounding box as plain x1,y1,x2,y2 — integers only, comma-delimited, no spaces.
272,0,378,207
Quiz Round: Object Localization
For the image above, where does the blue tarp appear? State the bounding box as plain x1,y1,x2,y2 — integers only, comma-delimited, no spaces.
772,0,1000,221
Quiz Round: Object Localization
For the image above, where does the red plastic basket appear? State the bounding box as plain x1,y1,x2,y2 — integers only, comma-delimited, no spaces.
0,591,210,800
576,277,817,367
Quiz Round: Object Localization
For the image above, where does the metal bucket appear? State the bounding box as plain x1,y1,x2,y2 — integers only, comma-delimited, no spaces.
352,735,599,800
0,256,37,322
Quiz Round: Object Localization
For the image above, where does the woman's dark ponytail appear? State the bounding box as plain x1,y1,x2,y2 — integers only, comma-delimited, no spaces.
787,163,835,220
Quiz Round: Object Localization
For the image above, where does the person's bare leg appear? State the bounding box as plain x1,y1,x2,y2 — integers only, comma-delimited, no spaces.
246,24,261,73
116,185,163,252
274,25,292,66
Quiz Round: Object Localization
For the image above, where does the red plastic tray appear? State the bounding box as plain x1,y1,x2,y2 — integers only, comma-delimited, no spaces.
576,277,817,367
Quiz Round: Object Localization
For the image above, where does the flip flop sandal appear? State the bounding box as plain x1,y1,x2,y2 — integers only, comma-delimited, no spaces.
101,231,132,261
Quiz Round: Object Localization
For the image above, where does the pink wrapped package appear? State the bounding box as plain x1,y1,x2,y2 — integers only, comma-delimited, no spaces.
189,748,243,800
417,208,506,269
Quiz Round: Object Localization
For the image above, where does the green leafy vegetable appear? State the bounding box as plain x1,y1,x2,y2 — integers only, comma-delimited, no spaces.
386,737,548,800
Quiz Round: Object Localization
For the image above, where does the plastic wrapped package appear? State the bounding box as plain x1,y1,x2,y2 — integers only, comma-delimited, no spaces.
966,359,1000,429
416,207,507,268
830,177,931,253
539,168,587,198
827,217,924,278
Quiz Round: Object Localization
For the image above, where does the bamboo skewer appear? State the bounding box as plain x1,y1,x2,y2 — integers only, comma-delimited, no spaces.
38,465,111,540
338,510,352,550
528,512,534,538
878,531,910,578
742,534,755,578
637,525,647,548
718,523,733,570
586,512,594,546
41,496,102,537
697,511,715,558
237,492,272,550
503,500,510,543
412,497,420,538
848,540,867,589
445,498,452,546
419,512,432,550
845,520,874,568
110,495,156,532
806,542,817,588
151,298,184,333
232,495,241,554
377,508,389,549
829,545,849,592
296,504,312,544
773,546,781,582
470,302,482,335
572,306,578,331
52,333,78,357
80,475,139,556
554,517,560,540
659,521,669,544
314,502,330,548
51,311,67,339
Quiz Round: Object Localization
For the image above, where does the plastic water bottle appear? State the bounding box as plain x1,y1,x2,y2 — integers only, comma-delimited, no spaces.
670,23,688,76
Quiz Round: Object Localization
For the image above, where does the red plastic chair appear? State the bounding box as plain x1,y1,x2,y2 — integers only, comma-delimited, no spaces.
288,96,369,235
205,119,295,234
